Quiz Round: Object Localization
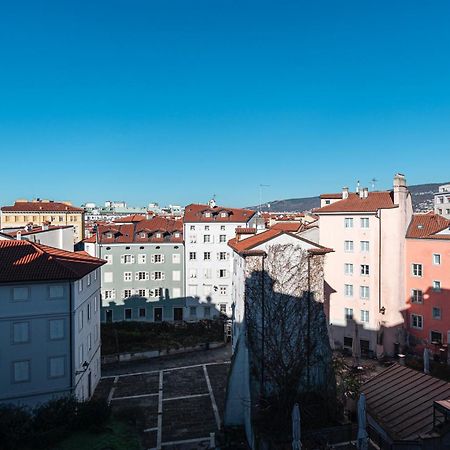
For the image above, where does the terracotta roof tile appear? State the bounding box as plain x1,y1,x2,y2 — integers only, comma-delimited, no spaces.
315,192,395,213
0,240,105,283
235,227,257,234
113,214,146,223
1,201,83,213
183,204,256,223
271,222,302,232
406,213,450,239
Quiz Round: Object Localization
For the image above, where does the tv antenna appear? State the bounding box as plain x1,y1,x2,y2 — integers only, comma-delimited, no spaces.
259,184,270,214
371,178,378,191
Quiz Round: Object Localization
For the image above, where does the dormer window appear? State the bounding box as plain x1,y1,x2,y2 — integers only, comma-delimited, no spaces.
205,212,211,218
106,232,113,238
140,232,146,238
220,212,228,218
156,233,162,238
174,232,180,238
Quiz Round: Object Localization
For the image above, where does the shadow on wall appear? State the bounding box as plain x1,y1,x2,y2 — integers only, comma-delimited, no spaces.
101,294,222,323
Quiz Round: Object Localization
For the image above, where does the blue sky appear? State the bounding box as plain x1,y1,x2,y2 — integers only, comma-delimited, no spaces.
1,1,450,208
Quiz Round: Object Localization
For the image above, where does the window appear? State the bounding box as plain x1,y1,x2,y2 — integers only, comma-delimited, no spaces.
188,285,198,296
153,287,163,298
78,310,84,331
204,235,211,243
139,308,146,318
87,303,91,321
205,225,210,230
173,287,181,298
49,285,64,299
412,263,423,277
360,286,370,299
87,273,91,286
344,218,353,228
137,289,147,297
360,310,369,323
220,225,226,231
204,306,211,318
124,272,132,281
154,307,163,322
190,306,197,317
432,307,441,320
172,254,181,264
152,254,163,263
104,272,113,283
190,225,195,231
219,286,227,295
88,333,92,350
124,289,132,298
94,296,98,312
360,218,369,228
204,252,211,260
360,241,370,252
172,270,181,281
78,344,84,366
344,240,354,252
189,252,196,260
411,289,423,304
122,254,133,264
13,360,30,383
152,271,164,280
345,308,353,320
433,280,441,292
219,252,227,260
104,254,113,265
49,319,64,340
138,254,147,264
360,265,370,276
411,314,423,329
12,322,30,344
173,308,183,321
189,269,197,279
433,254,441,265
220,304,227,314
344,263,353,275
343,337,353,347
204,268,212,278
13,287,29,301
431,330,443,344
103,290,114,300
219,235,227,243
189,234,197,243
136,271,149,280
344,284,353,297
219,269,227,278
124,308,132,320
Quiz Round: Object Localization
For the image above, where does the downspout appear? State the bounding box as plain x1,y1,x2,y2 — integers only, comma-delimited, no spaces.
307,252,311,391
260,253,266,397
69,283,74,395
376,209,384,315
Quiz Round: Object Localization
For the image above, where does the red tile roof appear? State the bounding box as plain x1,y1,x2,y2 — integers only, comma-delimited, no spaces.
271,222,302,232
1,201,83,213
5,225,73,237
320,193,343,199
113,214,146,223
93,217,183,244
228,229,333,255
183,204,256,223
235,227,257,234
0,240,105,283
406,213,450,239
315,192,396,213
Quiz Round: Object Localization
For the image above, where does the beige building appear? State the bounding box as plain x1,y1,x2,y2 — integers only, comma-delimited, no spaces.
1,199,84,243
316,174,413,357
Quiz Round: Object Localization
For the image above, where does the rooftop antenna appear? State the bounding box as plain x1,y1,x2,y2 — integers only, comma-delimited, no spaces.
356,180,360,193
371,178,378,191
259,184,270,214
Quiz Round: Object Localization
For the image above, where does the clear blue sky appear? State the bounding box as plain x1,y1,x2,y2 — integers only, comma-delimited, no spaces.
1,1,450,208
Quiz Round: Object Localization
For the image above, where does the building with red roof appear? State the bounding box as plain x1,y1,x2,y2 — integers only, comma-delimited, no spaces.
0,240,105,406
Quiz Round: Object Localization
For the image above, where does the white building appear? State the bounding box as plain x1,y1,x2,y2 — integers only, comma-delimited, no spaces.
434,183,450,219
315,174,413,356
183,201,257,318
0,240,105,406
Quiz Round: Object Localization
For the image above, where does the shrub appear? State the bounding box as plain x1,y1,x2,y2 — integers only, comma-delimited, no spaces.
0,404,33,450
73,398,111,432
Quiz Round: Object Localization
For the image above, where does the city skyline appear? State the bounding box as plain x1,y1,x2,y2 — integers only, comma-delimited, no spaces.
1,1,450,206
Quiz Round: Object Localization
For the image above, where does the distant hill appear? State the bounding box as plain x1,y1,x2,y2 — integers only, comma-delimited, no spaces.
249,182,448,213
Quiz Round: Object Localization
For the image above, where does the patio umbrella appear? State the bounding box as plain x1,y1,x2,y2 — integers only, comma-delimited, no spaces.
292,403,301,450
424,348,430,374
352,322,361,365
357,393,369,450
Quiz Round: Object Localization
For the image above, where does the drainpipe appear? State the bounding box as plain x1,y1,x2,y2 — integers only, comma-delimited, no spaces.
69,282,74,395
375,209,384,315
307,252,311,391
260,253,267,397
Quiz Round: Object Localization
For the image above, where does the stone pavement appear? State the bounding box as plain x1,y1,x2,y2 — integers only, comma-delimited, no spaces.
96,345,231,449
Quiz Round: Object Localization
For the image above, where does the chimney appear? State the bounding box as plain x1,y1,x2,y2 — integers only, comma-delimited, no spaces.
342,187,349,199
16,231,22,240
393,173,407,205
363,187,369,198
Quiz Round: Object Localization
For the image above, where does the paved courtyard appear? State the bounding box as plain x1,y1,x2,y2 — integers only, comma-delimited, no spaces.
95,346,231,449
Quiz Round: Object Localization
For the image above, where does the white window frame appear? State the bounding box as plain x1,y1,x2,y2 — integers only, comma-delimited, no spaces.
411,314,423,329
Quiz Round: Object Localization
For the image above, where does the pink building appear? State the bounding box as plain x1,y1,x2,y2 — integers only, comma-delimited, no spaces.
316,174,413,356
405,213,450,354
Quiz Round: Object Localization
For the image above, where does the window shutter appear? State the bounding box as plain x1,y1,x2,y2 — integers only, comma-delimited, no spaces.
161,272,165,280
151,272,155,281
145,272,149,280
226,253,230,260
151,255,155,263
161,255,165,263
112,290,116,299
135,272,139,280
217,253,220,260
120,255,125,264
131,255,135,263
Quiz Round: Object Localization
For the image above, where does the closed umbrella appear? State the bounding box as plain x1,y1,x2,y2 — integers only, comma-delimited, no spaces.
352,322,361,366
357,393,369,450
292,403,301,450
424,348,430,374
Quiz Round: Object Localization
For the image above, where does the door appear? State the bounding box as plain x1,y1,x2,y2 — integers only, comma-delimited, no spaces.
154,307,163,322
173,307,183,321
105,310,113,323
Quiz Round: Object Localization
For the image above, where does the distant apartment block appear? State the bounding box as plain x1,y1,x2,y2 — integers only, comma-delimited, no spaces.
405,213,450,353
316,174,413,357
84,216,185,322
183,201,257,319
434,183,450,219
1,199,84,244
0,240,105,406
